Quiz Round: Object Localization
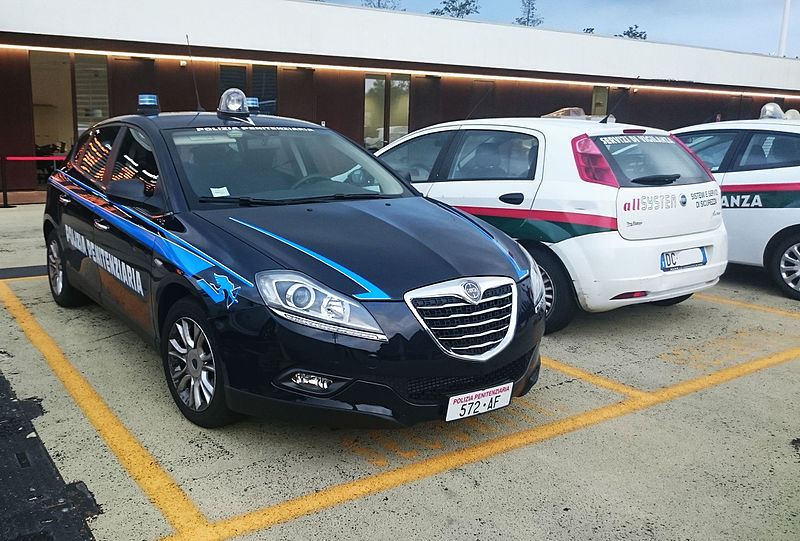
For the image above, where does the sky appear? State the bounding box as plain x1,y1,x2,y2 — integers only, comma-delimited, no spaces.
324,0,800,58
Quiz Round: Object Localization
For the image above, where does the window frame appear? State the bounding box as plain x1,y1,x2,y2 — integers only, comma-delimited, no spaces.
439,128,542,183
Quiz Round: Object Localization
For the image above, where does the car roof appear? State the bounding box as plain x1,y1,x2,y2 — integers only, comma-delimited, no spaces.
673,119,800,133
96,111,322,131
407,117,669,136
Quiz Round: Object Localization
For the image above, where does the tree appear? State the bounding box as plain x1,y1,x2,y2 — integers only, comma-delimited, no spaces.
429,0,480,18
514,0,542,27
582,27,595,34
362,0,402,8
615,24,647,40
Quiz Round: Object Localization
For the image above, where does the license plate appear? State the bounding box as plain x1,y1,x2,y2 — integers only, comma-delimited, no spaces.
445,382,513,421
660,247,707,271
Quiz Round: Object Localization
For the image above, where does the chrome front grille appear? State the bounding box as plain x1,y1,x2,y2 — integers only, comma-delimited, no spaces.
405,277,517,361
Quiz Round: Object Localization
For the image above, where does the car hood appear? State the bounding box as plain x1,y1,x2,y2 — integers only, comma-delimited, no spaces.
194,197,528,301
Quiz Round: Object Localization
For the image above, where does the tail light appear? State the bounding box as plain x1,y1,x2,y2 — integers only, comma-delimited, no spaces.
670,134,716,182
571,134,619,187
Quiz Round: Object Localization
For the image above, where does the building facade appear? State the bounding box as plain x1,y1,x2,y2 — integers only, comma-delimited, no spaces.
2,0,800,190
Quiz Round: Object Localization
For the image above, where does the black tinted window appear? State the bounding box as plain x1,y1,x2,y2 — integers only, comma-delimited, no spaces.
736,132,800,170
594,134,711,187
75,126,120,184
109,128,160,194
380,131,453,182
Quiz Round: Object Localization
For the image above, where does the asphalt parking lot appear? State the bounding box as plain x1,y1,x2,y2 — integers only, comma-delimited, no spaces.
1,204,798,541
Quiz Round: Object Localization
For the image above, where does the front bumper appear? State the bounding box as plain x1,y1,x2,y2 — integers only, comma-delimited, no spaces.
215,286,545,426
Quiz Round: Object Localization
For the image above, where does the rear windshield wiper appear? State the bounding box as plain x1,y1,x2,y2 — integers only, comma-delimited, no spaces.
197,196,284,206
630,174,681,186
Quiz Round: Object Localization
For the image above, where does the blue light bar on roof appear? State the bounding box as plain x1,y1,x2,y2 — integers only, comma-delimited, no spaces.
246,97,259,110
139,94,158,106
137,94,160,115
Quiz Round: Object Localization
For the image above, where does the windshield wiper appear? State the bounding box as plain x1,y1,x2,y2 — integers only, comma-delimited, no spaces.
630,173,681,186
283,193,397,204
197,196,283,206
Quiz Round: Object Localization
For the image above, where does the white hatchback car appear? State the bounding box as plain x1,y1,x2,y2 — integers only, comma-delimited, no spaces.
674,112,800,300
377,118,728,332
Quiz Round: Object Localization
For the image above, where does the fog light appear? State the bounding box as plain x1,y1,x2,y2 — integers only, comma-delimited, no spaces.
611,291,647,300
291,372,333,390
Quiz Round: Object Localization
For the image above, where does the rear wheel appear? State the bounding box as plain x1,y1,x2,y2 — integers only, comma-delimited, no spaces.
46,230,86,307
650,294,693,306
768,235,800,300
526,246,577,334
161,299,239,427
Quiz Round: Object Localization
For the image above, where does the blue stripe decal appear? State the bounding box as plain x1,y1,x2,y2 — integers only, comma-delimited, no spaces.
52,173,253,287
438,204,528,280
229,217,391,300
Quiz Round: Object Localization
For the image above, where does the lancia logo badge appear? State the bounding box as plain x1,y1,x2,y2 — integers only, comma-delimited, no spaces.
680,194,687,207
462,280,482,304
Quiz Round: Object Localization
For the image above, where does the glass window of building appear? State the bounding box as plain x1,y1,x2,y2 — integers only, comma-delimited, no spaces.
75,54,110,136
364,75,386,151
389,75,410,144
252,65,278,114
220,65,247,95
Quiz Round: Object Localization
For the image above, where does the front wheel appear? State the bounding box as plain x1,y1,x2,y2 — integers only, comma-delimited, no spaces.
526,246,577,334
46,230,86,307
767,236,800,300
161,299,239,427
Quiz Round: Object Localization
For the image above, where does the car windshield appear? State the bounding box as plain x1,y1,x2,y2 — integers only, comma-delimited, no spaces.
593,134,712,187
166,126,410,206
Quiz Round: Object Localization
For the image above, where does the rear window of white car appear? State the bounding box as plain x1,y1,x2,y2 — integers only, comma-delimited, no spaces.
594,134,712,187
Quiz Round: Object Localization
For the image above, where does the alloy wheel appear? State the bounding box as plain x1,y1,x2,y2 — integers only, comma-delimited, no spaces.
538,263,554,315
167,317,217,412
47,238,63,296
779,241,800,293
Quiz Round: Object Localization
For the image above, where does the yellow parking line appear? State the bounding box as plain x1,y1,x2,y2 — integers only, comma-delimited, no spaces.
0,280,211,536
4,274,48,282
695,292,800,319
161,346,800,541
541,356,649,398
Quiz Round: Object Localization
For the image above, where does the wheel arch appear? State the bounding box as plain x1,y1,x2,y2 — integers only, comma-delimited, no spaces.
156,281,197,345
763,224,800,268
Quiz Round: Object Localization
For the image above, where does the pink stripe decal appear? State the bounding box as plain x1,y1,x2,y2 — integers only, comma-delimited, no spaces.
456,206,618,230
721,183,800,193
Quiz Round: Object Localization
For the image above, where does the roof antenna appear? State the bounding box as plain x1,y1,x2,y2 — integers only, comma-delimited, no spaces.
186,34,204,112
600,87,629,123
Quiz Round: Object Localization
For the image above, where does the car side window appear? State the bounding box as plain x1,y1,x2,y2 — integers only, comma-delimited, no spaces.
75,126,121,185
736,132,800,170
379,131,453,182
448,130,539,180
109,128,160,195
677,132,737,172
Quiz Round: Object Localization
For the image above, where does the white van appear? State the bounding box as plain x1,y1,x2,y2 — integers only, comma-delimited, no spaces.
378,118,728,332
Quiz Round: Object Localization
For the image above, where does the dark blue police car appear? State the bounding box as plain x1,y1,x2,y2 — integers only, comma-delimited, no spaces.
43,89,546,427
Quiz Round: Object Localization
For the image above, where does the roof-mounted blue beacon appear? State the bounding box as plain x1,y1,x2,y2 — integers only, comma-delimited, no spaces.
137,94,160,116
246,97,260,114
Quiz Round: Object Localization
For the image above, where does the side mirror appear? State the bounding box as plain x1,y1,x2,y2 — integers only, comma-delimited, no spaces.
107,178,165,212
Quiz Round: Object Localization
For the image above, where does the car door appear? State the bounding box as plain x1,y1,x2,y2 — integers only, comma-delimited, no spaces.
93,126,162,335
715,130,800,265
426,127,544,238
52,125,123,301
377,128,457,196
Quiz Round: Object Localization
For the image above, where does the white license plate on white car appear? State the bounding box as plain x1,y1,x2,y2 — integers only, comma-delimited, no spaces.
445,382,513,421
660,247,707,271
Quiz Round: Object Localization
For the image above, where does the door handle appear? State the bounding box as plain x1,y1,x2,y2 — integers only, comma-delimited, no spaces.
499,192,525,205
58,194,71,206
93,219,110,232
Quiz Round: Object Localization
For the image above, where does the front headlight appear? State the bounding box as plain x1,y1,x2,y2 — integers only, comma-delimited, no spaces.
256,270,387,341
522,249,546,305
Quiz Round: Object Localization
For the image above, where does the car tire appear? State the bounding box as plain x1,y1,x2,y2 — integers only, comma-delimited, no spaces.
161,298,239,427
526,246,577,334
46,230,86,307
767,235,800,300
650,294,693,306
